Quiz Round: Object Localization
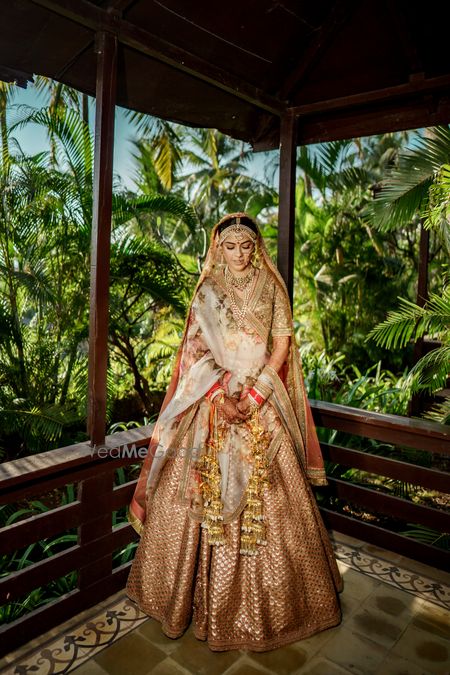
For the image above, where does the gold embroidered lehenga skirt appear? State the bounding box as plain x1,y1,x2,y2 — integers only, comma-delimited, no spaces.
125,425,343,652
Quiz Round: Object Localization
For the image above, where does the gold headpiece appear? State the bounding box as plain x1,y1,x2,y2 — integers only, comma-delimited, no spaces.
217,215,258,245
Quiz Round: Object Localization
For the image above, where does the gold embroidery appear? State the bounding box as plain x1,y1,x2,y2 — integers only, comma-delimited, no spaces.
270,377,307,470
177,409,197,504
272,328,293,337
271,281,292,337
127,506,144,536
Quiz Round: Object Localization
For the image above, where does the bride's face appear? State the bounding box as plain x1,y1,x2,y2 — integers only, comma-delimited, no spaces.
221,235,255,274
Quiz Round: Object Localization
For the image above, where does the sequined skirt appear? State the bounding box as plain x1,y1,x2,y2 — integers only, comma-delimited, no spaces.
125,434,343,652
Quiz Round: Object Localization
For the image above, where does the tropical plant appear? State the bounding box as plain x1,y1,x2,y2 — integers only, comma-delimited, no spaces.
291,135,419,370
129,120,278,258
367,139,450,424
366,286,450,423
0,102,197,457
369,127,450,234
300,347,413,421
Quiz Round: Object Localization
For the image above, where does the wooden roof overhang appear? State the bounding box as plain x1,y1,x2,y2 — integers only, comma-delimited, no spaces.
1,0,450,148
1,0,449,444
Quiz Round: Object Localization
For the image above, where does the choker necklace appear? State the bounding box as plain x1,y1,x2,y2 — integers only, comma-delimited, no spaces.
224,265,254,290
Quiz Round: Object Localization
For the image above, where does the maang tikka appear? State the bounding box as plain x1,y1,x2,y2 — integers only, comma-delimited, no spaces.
218,216,257,246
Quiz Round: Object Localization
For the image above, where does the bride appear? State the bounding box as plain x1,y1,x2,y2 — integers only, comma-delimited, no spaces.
126,212,342,652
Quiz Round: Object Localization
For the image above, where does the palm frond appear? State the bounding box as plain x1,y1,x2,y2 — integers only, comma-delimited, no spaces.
13,267,55,304
0,401,81,452
370,126,450,231
152,132,183,191
366,297,427,349
423,163,450,255
329,167,371,192
409,345,450,390
10,106,93,220
317,140,353,175
113,192,197,235
421,397,450,425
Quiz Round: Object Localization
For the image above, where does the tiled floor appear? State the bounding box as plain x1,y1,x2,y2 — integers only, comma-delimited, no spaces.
1,532,449,675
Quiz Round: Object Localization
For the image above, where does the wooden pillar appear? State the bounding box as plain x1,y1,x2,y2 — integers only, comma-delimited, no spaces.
408,220,430,417
78,469,114,589
87,31,118,446
277,110,297,307
416,220,430,307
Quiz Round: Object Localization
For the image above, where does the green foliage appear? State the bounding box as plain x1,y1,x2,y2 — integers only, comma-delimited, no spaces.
300,348,412,418
367,159,450,424
0,489,78,623
0,102,197,456
400,524,450,550
423,163,450,259
292,135,418,369
370,127,450,232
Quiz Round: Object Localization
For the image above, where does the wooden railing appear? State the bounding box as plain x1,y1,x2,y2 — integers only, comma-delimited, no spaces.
313,401,450,570
0,426,150,657
0,403,449,657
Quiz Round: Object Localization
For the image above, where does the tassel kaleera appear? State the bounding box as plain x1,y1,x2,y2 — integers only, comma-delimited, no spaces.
240,407,271,556
198,398,227,546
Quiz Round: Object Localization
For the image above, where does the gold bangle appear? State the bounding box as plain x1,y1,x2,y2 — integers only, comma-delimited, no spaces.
247,393,260,409
214,393,225,407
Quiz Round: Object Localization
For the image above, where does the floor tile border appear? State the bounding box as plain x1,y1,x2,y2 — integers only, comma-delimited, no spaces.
331,538,450,612
0,596,148,675
2,532,449,674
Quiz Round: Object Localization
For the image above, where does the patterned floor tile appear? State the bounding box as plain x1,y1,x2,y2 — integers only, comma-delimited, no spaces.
2,531,449,675
0,596,149,675
331,538,450,611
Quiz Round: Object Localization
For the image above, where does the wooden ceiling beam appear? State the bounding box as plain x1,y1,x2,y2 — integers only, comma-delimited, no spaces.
289,74,450,116
54,0,135,79
29,0,285,115
297,99,450,145
252,93,450,150
0,64,34,88
101,0,135,10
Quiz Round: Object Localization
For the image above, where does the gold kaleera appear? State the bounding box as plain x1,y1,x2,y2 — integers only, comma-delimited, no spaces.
199,400,271,555
240,407,271,556
198,402,226,546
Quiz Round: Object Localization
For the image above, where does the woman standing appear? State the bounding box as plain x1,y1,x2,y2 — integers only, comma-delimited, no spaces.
126,212,342,652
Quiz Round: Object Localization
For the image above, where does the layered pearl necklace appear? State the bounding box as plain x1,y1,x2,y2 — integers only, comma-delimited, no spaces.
224,265,255,329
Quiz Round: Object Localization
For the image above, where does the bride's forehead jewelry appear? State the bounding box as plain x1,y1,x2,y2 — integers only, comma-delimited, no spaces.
218,216,257,246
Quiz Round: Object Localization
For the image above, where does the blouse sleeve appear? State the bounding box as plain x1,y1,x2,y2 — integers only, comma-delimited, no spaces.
271,281,293,338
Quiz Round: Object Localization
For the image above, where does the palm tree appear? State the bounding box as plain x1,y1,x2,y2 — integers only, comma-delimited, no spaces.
128,118,277,270
180,127,277,227
290,135,417,369
0,102,197,457
125,112,183,192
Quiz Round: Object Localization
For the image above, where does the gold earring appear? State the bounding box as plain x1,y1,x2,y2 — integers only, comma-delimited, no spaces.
251,242,261,269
